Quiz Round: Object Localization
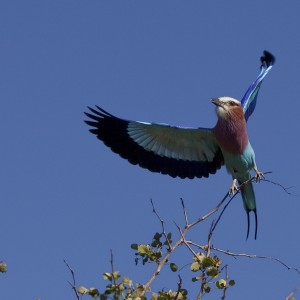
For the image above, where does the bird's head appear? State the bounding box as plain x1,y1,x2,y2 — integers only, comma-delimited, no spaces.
211,97,244,120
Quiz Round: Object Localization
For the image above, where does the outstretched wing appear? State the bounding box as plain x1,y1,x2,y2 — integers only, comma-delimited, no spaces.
85,106,224,179
241,50,275,122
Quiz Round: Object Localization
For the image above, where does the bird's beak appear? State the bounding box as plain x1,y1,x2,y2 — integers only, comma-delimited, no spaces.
211,98,222,107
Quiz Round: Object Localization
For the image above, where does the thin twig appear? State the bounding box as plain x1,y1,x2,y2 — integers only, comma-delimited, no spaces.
110,249,117,286
196,272,206,300
142,240,181,294
221,265,228,300
174,275,183,300
207,171,284,245
211,247,300,275
208,192,238,242
143,175,260,296
180,198,189,227
188,192,230,229
262,179,296,196
143,172,297,298
64,259,81,300
285,287,299,300
151,199,172,250
185,241,300,275
175,223,199,259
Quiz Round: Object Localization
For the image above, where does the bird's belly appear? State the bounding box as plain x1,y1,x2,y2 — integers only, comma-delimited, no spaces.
222,147,255,179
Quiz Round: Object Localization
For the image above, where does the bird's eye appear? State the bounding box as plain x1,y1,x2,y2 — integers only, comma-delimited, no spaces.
229,101,236,106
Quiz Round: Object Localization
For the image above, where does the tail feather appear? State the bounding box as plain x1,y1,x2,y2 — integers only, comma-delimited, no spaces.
239,180,257,239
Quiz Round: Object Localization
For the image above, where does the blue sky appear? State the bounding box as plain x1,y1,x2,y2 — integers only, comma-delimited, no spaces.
1,1,300,299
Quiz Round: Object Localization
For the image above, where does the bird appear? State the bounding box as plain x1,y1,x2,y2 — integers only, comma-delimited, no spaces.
84,50,275,239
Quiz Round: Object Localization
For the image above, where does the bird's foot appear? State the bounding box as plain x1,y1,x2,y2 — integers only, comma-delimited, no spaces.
229,179,238,195
254,167,264,182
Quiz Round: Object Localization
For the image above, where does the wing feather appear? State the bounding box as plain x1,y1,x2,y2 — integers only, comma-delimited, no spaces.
241,50,275,122
84,106,224,179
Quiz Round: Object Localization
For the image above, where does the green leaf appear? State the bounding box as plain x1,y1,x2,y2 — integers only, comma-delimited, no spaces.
122,276,133,286
194,253,204,260
192,276,202,282
88,287,100,298
190,261,200,272
112,271,120,280
131,244,138,250
78,286,89,294
138,244,150,255
135,284,145,295
165,232,172,244
206,267,219,277
203,283,211,293
216,279,227,289
170,263,178,272
214,256,222,267
229,279,235,286
153,232,162,240
151,240,161,248
0,262,7,273
180,289,188,296
202,257,214,268
103,272,112,281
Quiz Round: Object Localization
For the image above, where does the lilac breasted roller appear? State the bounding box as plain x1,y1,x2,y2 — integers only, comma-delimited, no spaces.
85,51,275,239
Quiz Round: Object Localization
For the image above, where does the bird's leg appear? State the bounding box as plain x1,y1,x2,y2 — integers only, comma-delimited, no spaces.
229,178,238,195
254,166,264,182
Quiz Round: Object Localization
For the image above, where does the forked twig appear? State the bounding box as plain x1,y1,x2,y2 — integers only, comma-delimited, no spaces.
180,198,189,227
151,199,172,250
64,259,81,300
211,247,300,275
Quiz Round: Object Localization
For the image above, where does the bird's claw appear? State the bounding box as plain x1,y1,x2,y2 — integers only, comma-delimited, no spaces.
254,168,264,182
229,179,238,195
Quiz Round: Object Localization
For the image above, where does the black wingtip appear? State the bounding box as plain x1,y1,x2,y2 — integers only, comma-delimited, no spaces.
261,50,276,67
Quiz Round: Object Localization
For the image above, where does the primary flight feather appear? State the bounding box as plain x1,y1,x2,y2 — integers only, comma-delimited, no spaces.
85,50,275,239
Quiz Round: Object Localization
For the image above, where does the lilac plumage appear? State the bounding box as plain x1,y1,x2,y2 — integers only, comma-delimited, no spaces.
85,51,275,239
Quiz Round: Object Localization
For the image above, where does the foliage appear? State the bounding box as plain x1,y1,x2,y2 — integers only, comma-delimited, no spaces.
76,225,235,299
66,176,298,300
0,262,7,273
77,233,234,299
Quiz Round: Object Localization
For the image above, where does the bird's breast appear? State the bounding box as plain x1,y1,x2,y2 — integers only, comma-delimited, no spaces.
213,116,249,154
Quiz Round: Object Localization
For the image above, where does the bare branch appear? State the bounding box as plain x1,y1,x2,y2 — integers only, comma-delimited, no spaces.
142,240,181,294
64,259,81,300
187,191,230,229
208,193,238,245
180,198,189,227
141,172,297,298
285,287,299,300
262,178,297,196
151,199,172,250
174,275,183,300
110,249,117,286
175,223,198,259
221,265,229,300
211,247,300,275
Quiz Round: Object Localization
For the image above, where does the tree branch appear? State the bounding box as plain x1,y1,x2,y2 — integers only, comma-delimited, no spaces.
64,259,81,300
211,247,300,275
141,172,297,298
151,199,172,250
174,275,183,300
